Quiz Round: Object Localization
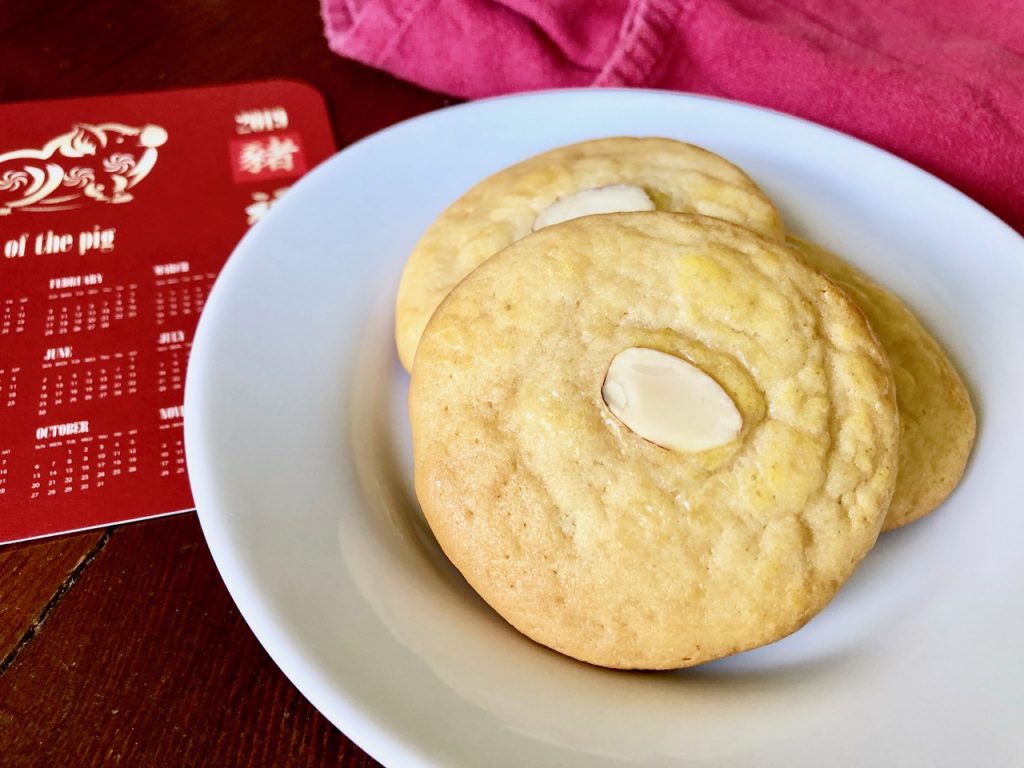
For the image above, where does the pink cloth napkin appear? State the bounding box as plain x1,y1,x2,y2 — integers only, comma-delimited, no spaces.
322,0,1024,233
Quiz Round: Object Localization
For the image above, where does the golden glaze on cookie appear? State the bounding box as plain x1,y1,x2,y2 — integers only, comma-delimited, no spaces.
787,235,976,530
395,137,784,370
410,214,898,669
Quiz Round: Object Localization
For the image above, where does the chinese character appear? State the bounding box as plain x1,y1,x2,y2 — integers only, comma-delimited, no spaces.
237,137,299,175
264,136,298,171
245,187,290,225
238,141,267,174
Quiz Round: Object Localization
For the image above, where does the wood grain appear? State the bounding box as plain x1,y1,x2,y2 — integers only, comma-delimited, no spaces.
0,514,382,767
0,0,452,764
0,531,106,663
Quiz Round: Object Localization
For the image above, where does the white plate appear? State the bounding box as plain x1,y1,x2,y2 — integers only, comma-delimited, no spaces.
184,90,1024,767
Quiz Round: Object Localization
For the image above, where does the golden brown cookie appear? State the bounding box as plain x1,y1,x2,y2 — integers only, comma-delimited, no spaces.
395,137,784,370
410,214,898,669
787,235,976,530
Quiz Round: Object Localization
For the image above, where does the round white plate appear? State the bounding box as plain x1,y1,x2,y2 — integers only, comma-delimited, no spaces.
184,90,1024,767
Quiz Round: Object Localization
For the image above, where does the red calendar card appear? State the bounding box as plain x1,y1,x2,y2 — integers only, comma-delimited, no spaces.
0,80,336,544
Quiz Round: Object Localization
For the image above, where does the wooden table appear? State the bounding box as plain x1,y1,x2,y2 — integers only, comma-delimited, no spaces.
0,2,449,764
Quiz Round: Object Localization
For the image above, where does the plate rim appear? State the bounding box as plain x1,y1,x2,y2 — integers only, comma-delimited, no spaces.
184,87,1024,768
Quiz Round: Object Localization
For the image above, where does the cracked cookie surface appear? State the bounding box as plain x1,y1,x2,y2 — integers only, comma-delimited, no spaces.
395,137,784,370
410,214,898,669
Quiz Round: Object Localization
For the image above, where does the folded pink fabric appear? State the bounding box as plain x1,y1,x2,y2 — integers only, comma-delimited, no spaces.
322,0,1024,232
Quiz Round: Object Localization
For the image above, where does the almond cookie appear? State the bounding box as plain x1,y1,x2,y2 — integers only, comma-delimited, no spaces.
410,214,898,669
395,137,784,370
787,235,976,530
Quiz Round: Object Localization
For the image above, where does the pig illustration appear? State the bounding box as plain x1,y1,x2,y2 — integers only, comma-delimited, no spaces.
0,122,168,214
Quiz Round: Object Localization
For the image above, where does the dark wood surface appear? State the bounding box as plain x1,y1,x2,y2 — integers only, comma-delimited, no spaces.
0,1,451,765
